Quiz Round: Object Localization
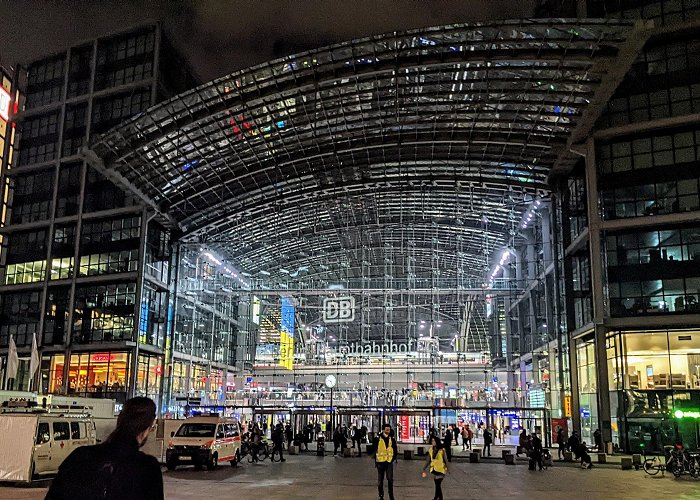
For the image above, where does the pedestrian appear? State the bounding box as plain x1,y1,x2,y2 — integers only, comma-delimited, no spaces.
443,426,453,462
568,431,581,459
303,424,312,451
593,428,603,452
529,432,544,471
285,423,293,450
373,423,398,500
483,427,492,457
460,425,469,451
517,429,528,456
452,425,459,446
271,423,286,462
578,441,593,469
422,436,448,500
46,397,162,500
351,424,362,456
556,427,566,460
333,425,344,456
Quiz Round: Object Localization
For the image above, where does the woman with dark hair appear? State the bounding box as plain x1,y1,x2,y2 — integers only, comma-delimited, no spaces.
422,435,448,500
46,397,162,500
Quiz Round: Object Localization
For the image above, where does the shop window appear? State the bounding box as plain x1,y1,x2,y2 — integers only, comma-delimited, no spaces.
136,353,162,402
67,352,129,395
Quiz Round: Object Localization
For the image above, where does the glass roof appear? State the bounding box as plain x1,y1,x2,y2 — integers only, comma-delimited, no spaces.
89,19,634,285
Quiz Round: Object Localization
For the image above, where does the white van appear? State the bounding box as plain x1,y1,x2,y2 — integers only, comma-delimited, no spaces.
0,412,96,482
166,416,241,470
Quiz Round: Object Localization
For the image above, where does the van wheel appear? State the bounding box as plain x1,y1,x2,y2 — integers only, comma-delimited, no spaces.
166,460,177,471
207,452,218,471
231,450,240,467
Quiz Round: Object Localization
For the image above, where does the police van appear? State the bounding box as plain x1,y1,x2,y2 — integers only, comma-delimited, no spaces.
0,402,96,482
166,416,241,470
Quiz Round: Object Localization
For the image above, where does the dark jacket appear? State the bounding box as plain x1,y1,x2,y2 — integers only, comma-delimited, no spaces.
45,437,163,500
483,429,492,445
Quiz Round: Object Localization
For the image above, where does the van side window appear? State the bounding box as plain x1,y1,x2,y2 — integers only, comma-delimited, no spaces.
216,425,225,439
36,423,50,444
225,424,238,437
53,422,70,441
70,422,83,439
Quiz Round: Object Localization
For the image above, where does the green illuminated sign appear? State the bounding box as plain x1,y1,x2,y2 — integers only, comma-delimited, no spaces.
674,409,700,419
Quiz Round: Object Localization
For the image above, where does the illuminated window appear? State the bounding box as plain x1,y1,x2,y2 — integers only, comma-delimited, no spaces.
4,260,47,284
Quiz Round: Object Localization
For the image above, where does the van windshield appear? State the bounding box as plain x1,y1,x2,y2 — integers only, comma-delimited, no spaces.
175,423,217,438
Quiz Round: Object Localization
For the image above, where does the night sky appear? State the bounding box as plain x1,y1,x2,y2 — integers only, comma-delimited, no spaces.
0,0,539,82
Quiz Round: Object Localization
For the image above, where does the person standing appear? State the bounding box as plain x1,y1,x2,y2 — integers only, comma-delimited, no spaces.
517,429,528,456
483,427,493,457
568,430,581,459
593,428,603,452
373,423,398,500
422,436,448,500
46,397,162,500
285,423,293,450
460,426,469,451
443,426,453,462
271,423,286,462
556,427,566,460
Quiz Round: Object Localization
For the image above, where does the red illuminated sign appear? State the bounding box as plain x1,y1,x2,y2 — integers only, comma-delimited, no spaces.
400,415,410,442
0,87,11,122
90,353,113,363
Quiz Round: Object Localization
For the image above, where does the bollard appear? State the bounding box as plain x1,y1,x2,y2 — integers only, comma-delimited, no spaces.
502,450,512,458
632,454,642,467
404,450,413,460
417,446,425,456
563,451,573,462
597,453,606,464
469,452,480,463
621,457,633,470
504,454,515,465
289,445,299,455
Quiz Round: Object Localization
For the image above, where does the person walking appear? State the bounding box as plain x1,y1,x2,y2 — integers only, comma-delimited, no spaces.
556,427,566,460
46,397,162,500
443,426,453,462
271,423,286,462
482,427,492,457
422,436,448,500
351,424,362,456
529,432,544,471
373,423,398,500
460,426,469,451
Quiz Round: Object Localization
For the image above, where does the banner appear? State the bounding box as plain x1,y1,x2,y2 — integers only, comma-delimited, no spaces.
279,297,295,370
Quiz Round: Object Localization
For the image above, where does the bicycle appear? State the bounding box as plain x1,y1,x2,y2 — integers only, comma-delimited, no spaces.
248,441,272,463
642,455,666,476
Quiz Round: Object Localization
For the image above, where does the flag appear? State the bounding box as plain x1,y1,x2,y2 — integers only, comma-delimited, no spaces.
29,332,40,390
5,335,19,387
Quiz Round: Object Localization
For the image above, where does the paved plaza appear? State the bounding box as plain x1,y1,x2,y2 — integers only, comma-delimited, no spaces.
2,454,699,500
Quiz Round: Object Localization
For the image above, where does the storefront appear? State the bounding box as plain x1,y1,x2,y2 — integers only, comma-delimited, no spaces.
43,351,130,403
607,329,700,452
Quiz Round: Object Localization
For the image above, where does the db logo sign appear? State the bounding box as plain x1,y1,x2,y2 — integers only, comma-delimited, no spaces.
323,296,355,323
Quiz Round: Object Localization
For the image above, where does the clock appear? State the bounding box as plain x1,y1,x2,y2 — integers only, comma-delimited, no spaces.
325,374,337,388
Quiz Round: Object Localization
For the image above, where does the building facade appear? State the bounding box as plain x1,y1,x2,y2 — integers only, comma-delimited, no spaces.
0,23,211,410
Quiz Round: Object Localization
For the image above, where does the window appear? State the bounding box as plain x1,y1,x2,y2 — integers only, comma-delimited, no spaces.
52,422,70,441
36,423,50,444
70,422,83,439
72,283,137,343
66,352,129,394
0,291,42,347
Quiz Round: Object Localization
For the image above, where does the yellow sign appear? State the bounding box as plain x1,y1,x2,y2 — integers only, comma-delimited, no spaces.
279,331,294,370
564,396,572,417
